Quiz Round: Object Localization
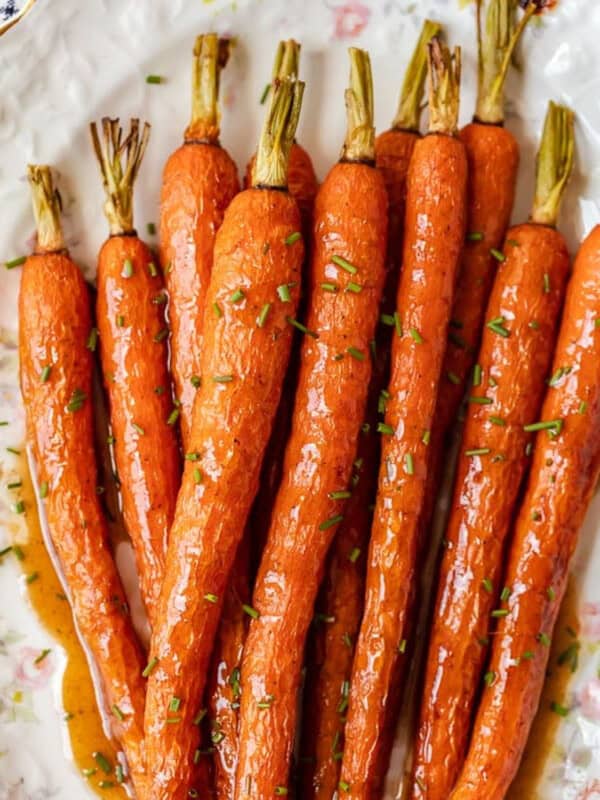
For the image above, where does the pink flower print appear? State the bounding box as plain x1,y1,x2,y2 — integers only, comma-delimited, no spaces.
578,780,600,799
332,2,370,40
581,601,600,640
15,646,54,689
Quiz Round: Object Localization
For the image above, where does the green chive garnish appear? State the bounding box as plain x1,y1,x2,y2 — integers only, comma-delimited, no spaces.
153,292,167,305
190,375,201,388
409,327,423,344
132,423,145,436
468,396,492,405
34,648,51,665
112,704,125,721
398,639,407,654
213,302,223,318
467,232,484,242
147,222,156,236
319,515,343,531
122,259,133,278
347,347,365,361
39,481,49,498
404,453,414,475
286,317,318,338
332,255,357,274
523,419,563,435
285,232,302,246
489,416,506,426
500,586,511,602
25,570,38,583
258,303,272,328
486,317,510,337
547,586,556,601
465,448,491,457
6,446,20,455
490,248,505,262
275,788,288,796
472,364,482,386
193,468,203,484
212,375,234,383
277,284,292,302
543,273,551,293
204,593,218,604
321,282,338,293
169,696,181,712
5,256,26,269
380,313,394,326
193,708,208,725
93,752,112,774
482,578,493,593
66,388,86,413
185,452,199,461
154,327,169,343
116,314,125,327
422,430,431,445
529,320,540,330
260,83,270,104
348,547,361,563
142,657,159,677
242,603,260,619
446,371,461,385
537,632,551,647
483,671,496,687
86,328,98,351
550,701,568,717
231,288,245,304
377,422,394,435
167,409,180,426
146,74,164,84
40,365,52,383
329,490,351,500
491,609,509,618
346,281,362,294
148,262,159,277
393,311,402,337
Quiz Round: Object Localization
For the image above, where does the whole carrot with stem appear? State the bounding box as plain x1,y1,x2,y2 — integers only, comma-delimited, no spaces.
339,39,467,798
143,77,305,800
448,130,598,800
298,20,440,799
160,33,240,449
234,48,388,800
411,100,574,800
19,166,147,796
91,118,181,629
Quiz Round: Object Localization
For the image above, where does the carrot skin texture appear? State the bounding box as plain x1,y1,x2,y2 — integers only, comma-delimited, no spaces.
160,141,240,448
340,132,468,798
299,127,418,799
19,252,147,796
449,225,600,800
411,224,570,800
144,188,303,800
96,235,181,626
234,161,388,798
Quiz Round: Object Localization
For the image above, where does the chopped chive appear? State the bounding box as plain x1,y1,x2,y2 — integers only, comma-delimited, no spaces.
275,788,288,796
550,701,569,717
482,578,493,593
319,515,344,531
193,468,203,484
258,303,272,328
332,254,357,275
557,642,580,672
339,780,351,792
537,632,551,647
446,371,461,385
7,480,22,489
489,416,506,427
167,408,180,426
153,292,167,305
0,546,12,558
142,657,159,677
146,74,164,84
468,396,492,405
398,638,407,654
522,650,535,661
82,768,97,777
122,259,134,278
531,510,542,522
213,302,223,318
132,423,145,435
404,453,414,475
342,632,352,647
204,593,218,604
467,231,484,242
472,364,482,386
393,311,402,337
347,347,365,361
380,313,394,326
231,288,245,304
242,603,260,619
543,273,551,294
115,764,125,784
257,694,275,709
0,421,8,426
263,241,270,254
148,262,159,277
465,448,491,457
6,446,21,455
486,317,510,337
39,480,49,499
525,442,533,456
377,422,394,435
185,452,199,461
34,648,51,665
154,327,169,343
490,248,505,262
13,545,24,561
422,429,431,445
66,388,87,413
12,500,25,514
529,320,540,330
277,284,292,302
193,708,208,725
259,83,270,104
329,490,351,500
165,717,181,724
483,671,496,687
212,374,234,383
523,419,563,435
548,367,567,387
579,401,588,414
116,314,125,327
169,696,181,713
25,571,38,583
321,282,338,293
489,376,498,387
491,609,509,618
93,752,112,774
286,317,318,338
112,704,125,721
86,327,99,351
285,231,302,246
501,586,511,602
348,547,361,563
154,385,165,395
346,281,362,294
409,327,423,344
147,222,156,235
547,586,556,601
98,781,115,789
5,255,26,269
190,375,201,388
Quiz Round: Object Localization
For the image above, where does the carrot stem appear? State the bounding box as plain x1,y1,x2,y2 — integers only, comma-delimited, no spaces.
475,0,537,124
90,117,150,236
27,165,65,254
252,77,305,189
531,101,575,227
185,33,231,143
427,37,462,136
392,19,442,132
342,47,375,163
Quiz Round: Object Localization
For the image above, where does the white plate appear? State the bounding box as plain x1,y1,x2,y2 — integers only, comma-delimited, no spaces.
1,1,600,798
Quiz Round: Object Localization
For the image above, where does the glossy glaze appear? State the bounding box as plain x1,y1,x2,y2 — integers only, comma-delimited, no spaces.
340,133,468,798
234,160,388,798
299,127,418,799
450,224,600,799
19,252,147,797
160,141,240,448
411,223,570,800
143,188,303,800
96,235,181,626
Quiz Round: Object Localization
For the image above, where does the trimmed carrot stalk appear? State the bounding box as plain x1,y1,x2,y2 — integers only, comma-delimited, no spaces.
339,38,467,798
19,166,147,796
160,34,240,449
448,115,590,800
411,101,574,800
234,48,388,799
434,0,540,462
143,77,306,800
298,21,439,799
91,118,181,629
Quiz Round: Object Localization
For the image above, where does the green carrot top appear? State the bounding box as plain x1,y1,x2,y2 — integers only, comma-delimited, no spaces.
253,77,305,189
531,101,575,227
427,37,462,136
27,165,65,254
185,32,231,143
341,47,375,164
392,18,442,132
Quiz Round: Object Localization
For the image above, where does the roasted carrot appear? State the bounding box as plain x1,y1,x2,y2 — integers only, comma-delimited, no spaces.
411,101,574,800
160,34,240,449
427,0,540,500
448,121,595,800
206,40,318,799
338,39,467,798
91,118,181,628
234,48,388,799
298,21,439,799
19,166,147,796
143,77,305,800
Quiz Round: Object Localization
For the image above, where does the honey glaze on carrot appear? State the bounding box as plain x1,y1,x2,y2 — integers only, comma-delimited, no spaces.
507,577,580,799
11,456,127,798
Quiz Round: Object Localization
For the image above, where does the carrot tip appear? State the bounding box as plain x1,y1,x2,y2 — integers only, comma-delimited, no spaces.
531,100,575,227
253,77,305,189
427,37,461,136
342,47,375,163
27,165,65,254
186,33,231,143
392,18,442,132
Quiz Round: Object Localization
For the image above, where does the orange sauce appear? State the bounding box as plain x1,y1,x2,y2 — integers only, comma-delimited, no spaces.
508,577,579,798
